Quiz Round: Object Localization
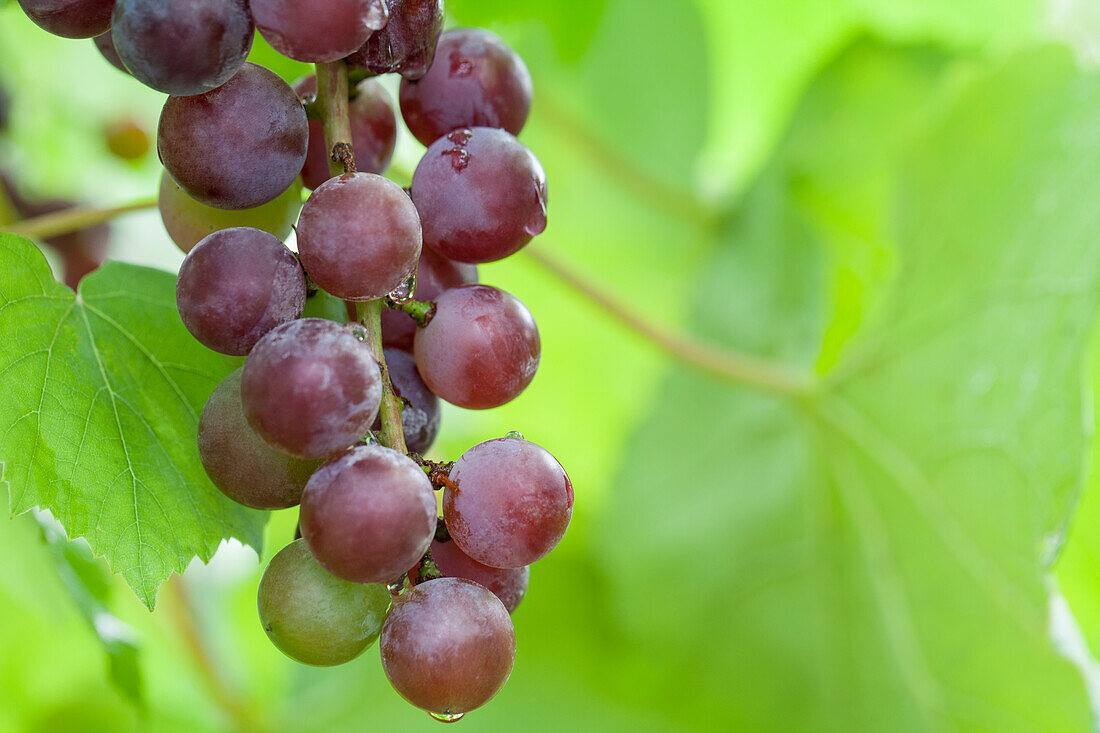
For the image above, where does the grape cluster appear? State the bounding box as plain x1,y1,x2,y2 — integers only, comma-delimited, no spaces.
17,0,572,721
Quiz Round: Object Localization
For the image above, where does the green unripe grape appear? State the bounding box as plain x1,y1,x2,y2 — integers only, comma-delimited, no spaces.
258,539,390,666
158,171,302,254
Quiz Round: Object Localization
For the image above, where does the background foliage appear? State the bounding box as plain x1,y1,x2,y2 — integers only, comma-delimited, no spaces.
3,0,1100,730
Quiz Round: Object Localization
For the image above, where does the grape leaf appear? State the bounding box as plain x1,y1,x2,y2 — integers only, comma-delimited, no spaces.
0,236,265,609
597,44,1100,729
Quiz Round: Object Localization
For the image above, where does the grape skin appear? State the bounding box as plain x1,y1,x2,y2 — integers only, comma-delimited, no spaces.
17,0,114,39
252,0,386,63
399,28,533,147
176,227,306,356
198,370,318,509
428,539,529,613
294,76,397,189
444,437,572,568
242,319,381,460
112,0,254,96
413,284,540,410
412,127,547,263
157,172,302,254
258,539,390,667
347,0,444,81
371,348,439,454
296,173,421,301
158,63,308,210
299,445,436,584
380,248,477,352
380,578,515,715
93,31,128,74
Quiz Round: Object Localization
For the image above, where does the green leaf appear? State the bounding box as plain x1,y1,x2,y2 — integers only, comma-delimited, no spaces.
36,513,145,709
0,236,265,609
597,43,1100,729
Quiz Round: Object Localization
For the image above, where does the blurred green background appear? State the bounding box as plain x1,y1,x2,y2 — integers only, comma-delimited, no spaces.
5,0,1100,730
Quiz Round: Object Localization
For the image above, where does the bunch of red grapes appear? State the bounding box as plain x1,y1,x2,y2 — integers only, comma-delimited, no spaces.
16,0,573,721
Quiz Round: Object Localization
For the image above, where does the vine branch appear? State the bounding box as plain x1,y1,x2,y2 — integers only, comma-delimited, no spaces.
5,198,156,240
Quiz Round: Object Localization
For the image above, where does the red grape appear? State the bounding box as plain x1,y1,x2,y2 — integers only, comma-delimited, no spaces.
93,30,128,73
242,319,381,459
158,63,308,210
399,28,532,147
380,578,515,715
176,227,306,356
381,248,477,351
299,445,436,584
112,0,254,95
251,0,387,63
413,284,539,409
444,437,572,568
198,370,318,509
17,0,114,38
411,127,547,263
294,76,397,189
296,173,421,301
371,348,439,454
347,0,444,80
429,539,528,613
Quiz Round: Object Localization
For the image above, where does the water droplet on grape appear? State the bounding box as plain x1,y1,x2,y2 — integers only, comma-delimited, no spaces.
429,712,465,723
504,430,524,440
388,271,417,303
387,578,407,595
524,178,548,236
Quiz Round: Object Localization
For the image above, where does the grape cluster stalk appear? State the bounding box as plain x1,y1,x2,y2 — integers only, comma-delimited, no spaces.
16,0,573,721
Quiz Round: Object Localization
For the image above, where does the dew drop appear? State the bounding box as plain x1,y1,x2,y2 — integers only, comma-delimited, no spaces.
388,271,417,303
504,430,524,440
387,578,406,595
429,712,465,723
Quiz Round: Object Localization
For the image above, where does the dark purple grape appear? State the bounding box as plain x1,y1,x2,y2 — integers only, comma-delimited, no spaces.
371,348,439,454
252,0,386,63
198,370,318,509
176,227,306,356
381,248,477,351
296,173,421,301
159,63,308,210
444,437,571,568
258,539,390,666
399,28,532,147
412,127,547,263
157,171,302,254
413,285,539,409
300,445,436,584
381,578,515,715
294,76,397,189
17,0,114,38
347,0,443,80
429,539,528,613
242,319,381,459
112,0,253,96
92,30,128,73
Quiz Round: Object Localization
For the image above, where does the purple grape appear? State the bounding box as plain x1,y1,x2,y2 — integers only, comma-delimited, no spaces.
413,284,539,409
242,319,381,459
381,248,477,351
21,198,109,289
252,0,386,62
299,445,436,584
158,63,308,210
428,538,528,613
380,578,515,715
412,127,547,263
198,370,318,509
92,31,127,73
347,0,444,80
157,171,302,255
258,539,390,666
294,76,397,189
111,0,253,96
17,0,114,38
399,28,532,147
371,348,439,454
444,437,571,568
176,227,306,356
296,173,421,301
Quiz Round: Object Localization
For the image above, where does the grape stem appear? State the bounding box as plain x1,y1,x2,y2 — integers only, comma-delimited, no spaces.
316,59,408,454
384,296,435,326
5,197,156,240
